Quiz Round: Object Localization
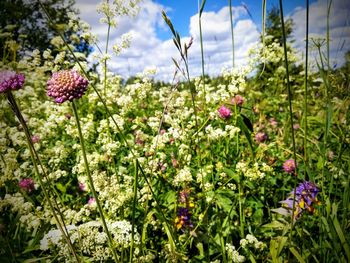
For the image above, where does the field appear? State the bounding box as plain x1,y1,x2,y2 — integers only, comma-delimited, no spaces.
0,0,349,262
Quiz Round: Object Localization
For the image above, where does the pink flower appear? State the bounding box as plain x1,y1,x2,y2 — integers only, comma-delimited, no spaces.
31,135,40,144
88,197,96,205
231,95,245,106
47,70,89,103
79,182,86,191
255,132,268,143
283,159,296,174
218,105,231,119
19,178,35,193
269,118,278,127
0,70,25,93
293,123,300,130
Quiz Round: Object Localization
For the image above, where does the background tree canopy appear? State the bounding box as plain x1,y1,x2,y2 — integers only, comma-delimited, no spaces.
0,0,77,58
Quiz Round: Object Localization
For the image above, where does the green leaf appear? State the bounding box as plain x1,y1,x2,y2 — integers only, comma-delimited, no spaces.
237,115,255,158
333,214,350,261
290,247,306,263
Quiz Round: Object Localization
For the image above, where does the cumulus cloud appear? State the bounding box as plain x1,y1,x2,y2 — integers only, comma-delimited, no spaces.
290,0,350,69
75,0,260,81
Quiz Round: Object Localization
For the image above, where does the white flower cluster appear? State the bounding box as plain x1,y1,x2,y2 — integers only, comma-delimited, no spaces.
225,243,246,262
240,234,266,250
40,220,139,261
236,161,273,181
173,166,192,186
0,193,41,230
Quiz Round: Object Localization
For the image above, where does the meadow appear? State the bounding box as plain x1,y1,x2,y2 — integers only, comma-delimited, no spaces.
0,0,349,262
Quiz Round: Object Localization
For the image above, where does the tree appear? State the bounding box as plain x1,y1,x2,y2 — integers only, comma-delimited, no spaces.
0,0,86,59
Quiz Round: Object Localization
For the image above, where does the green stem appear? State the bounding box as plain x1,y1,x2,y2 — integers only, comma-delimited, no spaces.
198,0,207,114
129,159,138,263
6,91,80,262
303,0,309,180
71,100,119,263
229,0,235,68
278,0,299,243
238,182,244,238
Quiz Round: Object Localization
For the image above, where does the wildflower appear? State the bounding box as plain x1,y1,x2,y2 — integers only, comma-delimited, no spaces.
47,70,89,103
31,135,40,144
269,117,278,127
283,159,296,174
255,132,268,143
0,70,25,93
231,95,245,106
277,181,320,220
293,123,300,130
218,105,231,119
175,207,193,230
88,197,96,206
19,178,35,193
79,182,86,191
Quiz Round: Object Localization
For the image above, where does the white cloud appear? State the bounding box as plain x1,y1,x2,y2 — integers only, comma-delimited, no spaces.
75,0,260,81
290,0,350,69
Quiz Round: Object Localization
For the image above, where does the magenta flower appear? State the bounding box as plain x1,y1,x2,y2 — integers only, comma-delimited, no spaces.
0,70,25,93
31,135,40,144
255,132,268,143
47,70,89,103
218,105,231,119
79,182,86,191
283,159,296,174
231,95,245,106
19,178,35,193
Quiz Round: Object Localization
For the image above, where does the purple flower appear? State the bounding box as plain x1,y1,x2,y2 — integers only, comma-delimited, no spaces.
0,70,25,93
283,159,296,174
19,178,35,193
278,181,320,220
255,132,268,143
47,70,89,103
231,95,245,106
218,105,231,119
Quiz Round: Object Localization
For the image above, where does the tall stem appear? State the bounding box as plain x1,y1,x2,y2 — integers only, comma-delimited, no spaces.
198,0,207,114
303,0,309,180
229,0,235,68
6,91,80,262
278,0,299,243
71,100,119,263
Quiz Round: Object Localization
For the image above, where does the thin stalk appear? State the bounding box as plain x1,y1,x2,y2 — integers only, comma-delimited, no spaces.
198,0,207,114
278,0,299,243
229,0,235,68
238,182,245,237
6,91,80,263
129,159,138,263
326,0,332,70
71,100,119,263
304,0,309,180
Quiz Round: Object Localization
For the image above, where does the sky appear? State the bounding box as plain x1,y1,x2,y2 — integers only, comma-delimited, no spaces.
75,0,350,81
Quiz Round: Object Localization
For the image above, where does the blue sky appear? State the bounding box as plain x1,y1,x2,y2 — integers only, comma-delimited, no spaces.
154,0,317,40
75,0,350,80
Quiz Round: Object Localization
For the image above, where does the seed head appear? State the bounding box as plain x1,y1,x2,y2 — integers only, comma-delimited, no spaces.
47,70,89,103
